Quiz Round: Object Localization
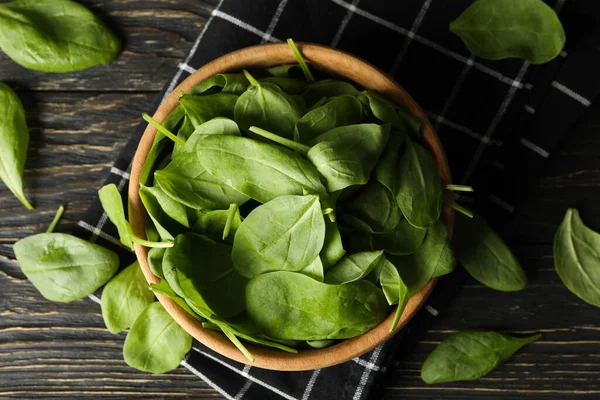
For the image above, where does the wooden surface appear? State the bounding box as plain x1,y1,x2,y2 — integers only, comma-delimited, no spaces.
1,1,599,398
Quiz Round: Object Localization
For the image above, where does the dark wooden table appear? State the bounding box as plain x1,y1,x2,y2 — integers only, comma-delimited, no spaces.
1,1,599,399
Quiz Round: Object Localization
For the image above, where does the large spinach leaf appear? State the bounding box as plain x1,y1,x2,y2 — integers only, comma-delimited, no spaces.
554,208,600,307
233,195,325,278
307,123,390,192
454,212,527,292
123,302,192,374
421,331,541,384
450,0,565,64
0,0,121,72
195,135,327,202
246,271,389,340
14,233,119,302
394,137,443,228
101,261,154,334
0,83,33,210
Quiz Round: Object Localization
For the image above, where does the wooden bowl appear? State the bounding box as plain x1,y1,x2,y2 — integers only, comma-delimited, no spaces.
128,42,453,371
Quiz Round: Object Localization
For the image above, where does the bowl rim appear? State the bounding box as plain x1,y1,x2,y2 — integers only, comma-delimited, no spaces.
128,42,454,371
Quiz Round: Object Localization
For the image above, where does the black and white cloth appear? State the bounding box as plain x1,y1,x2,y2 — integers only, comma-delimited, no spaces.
73,1,600,399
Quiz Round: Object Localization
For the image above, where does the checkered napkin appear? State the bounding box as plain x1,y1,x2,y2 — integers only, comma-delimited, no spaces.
72,1,600,399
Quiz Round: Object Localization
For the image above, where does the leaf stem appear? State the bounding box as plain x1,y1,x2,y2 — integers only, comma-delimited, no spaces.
46,205,65,233
451,202,474,218
249,126,310,154
446,184,474,192
126,223,174,248
242,69,260,87
17,194,34,210
223,203,238,240
142,113,185,147
287,38,315,83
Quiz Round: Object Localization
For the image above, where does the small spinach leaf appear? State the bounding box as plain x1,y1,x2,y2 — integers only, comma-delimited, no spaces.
450,0,565,64
232,195,325,278
139,185,189,241
421,331,541,384
14,233,119,302
98,184,134,250
192,207,242,244
301,79,360,107
147,247,166,280
340,182,401,233
123,302,192,374
378,259,409,331
359,91,421,136
246,271,389,340
190,73,250,95
321,218,346,270
324,250,384,284
101,261,154,334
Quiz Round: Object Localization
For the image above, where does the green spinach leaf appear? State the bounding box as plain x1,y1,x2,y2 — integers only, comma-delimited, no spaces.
378,259,409,331
375,131,405,194
324,250,384,284
123,302,192,374
14,233,119,302
450,0,565,64
554,208,600,307
261,77,308,94
98,184,134,250
299,257,325,282
308,123,390,192
301,79,360,107
371,217,427,255
179,92,238,128
0,83,33,210
421,331,541,384
321,218,346,270
147,247,166,280
190,73,250,95
0,0,121,72
246,271,389,340
232,195,325,278
139,185,189,241
192,207,242,244
340,182,401,233
101,261,154,334
359,91,421,135
454,212,527,292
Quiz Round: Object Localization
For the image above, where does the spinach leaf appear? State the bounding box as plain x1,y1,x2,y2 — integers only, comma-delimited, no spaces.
98,184,134,250
179,92,238,129
0,83,33,210
554,208,600,307
190,73,250,95
375,131,405,194
140,105,185,185
266,64,302,77
147,247,166,280
100,261,154,334
0,0,121,72
371,217,427,255
173,233,247,318
192,207,242,244
321,218,346,270
139,185,189,241
324,250,384,284
454,212,527,292
261,77,308,94
301,79,360,107
234,72,304,139
390,220,455,295
308,123,390,192
190,117,241,137
421,331,541,384
149,280,202,321
233,195,325,278
450,0,565,64
246,271,389,340
359,91,421,136
14,233,119,302
123,302,192,374
299,257,325,282
294,95,364,143
394,137,443,228
195,135,327,203
378,259,409,332
340,182,401,233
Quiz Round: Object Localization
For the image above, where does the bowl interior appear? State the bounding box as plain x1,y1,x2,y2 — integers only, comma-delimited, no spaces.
128,42,453,371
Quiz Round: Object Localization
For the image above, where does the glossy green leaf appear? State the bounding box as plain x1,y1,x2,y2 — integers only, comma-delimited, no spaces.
325,250,384,284
195,135,327,203
320,218,346,270
394,138,443,228
14,233,119,302
421,331,541,384
123,302,192,374
299,257,324,282
378,259,409,331
308,123,390,192
101,261,154,334
0,0,121,72
192,207,242,244
147,247,166,280
294,95,364,143
450,0,565,64
371,218,427,255
454,212,527,291
0,83,33,210
139,185,189,241
234,80,304,139
173,233,247,318
554,208,600,307
233,195,325,278
359,91,421,135
98,184,134,250
246,271,389,340
179,92,238,128
190,73,250,95
340,182,401,233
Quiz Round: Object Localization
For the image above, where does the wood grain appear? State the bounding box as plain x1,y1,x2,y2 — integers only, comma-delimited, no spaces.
1,0,600,398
